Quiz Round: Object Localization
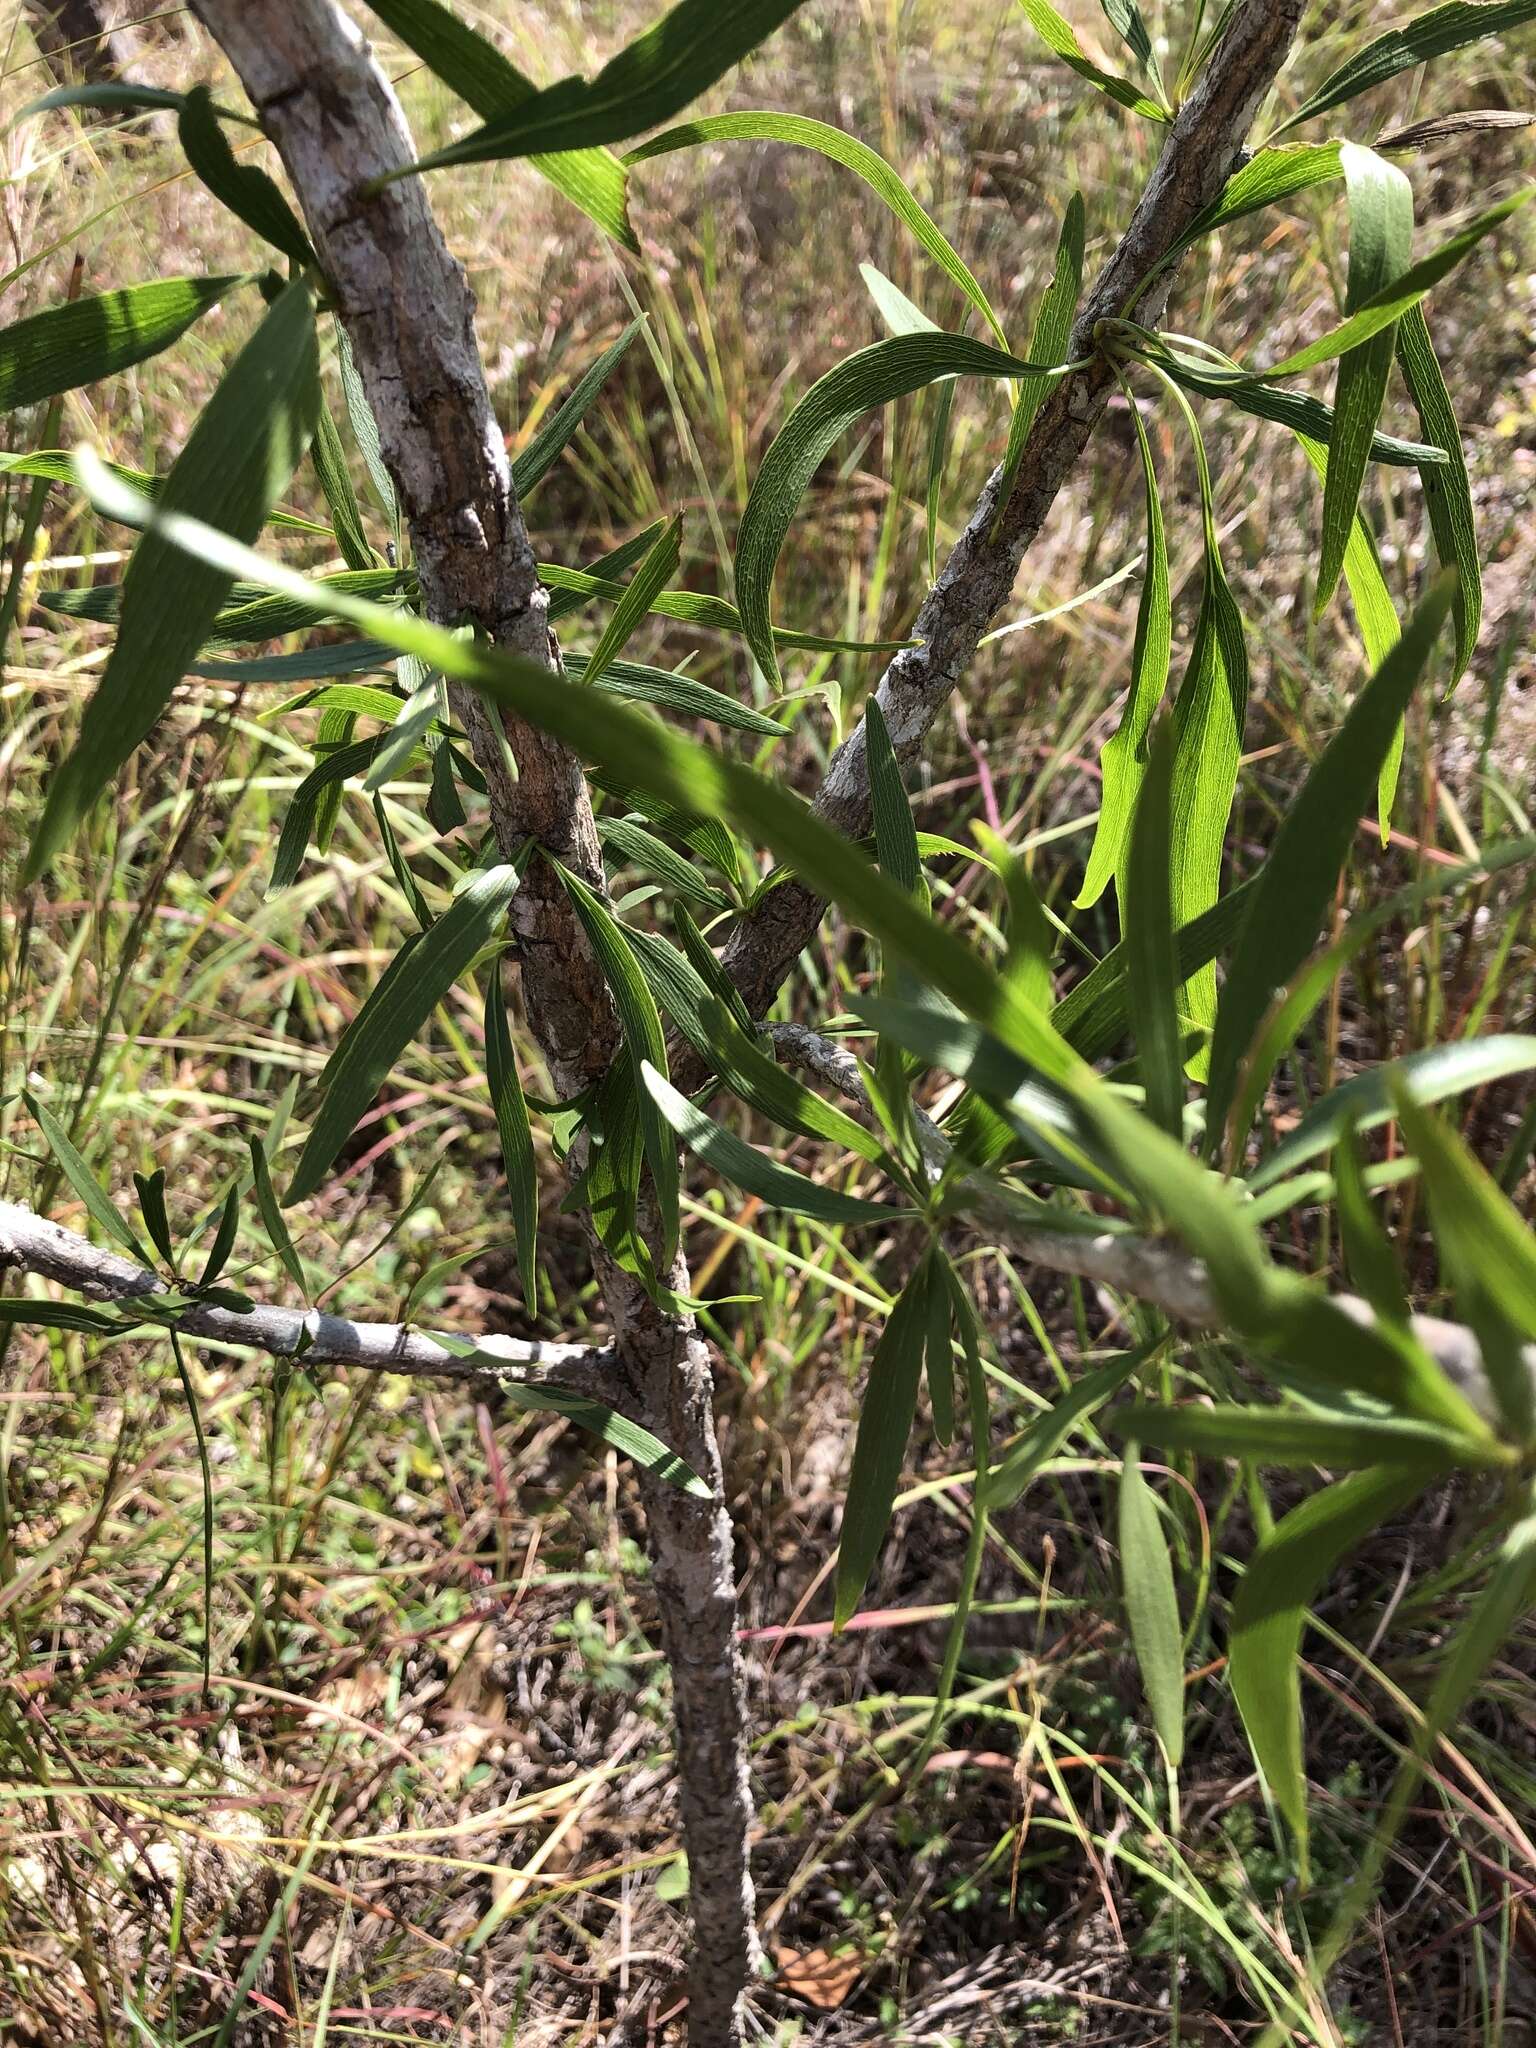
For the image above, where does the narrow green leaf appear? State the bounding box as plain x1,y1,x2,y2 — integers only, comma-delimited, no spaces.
1119,1444,1185,1765
924,1250,956,1446
198,1183,242,1290
511,319,643,496
363,669,442,793
581,514,682,689
1171,144,1345,259
599,816,733,912
133,1170,175,1265
502,1379,711,1495
995,192,1085,523
1149,343,1446,469
178,86,315,266
836,1253,936,1626
1016,0,1168,117
249,1135,306,1294
544,555,910,657
28,280,318,877
1281,2,1536,132
1204,575,1454,1152
987,1344,1151,1508
1114,1403,1482,1470
643,1062,892,1225
1229,1466,1427,1870
8,82,193,123
1100,0,1165,95
310,394,376,571
566,651,787,736
1394,1091,1536,1438
1078,408,1171,911
1122,721,1183,1137
866,699,921,900
0,1298,130,1334
364,0,637,248
737,329,1074,685
1054,883,1256,1060
484,970,539,1304
269,734,394,892
1249,1034,1536,1191
391,0,810,174
1396,304,1481,688
1336,1128,1411,1327
556,866,679,1267
630,112,1007,345
0,276,239,413
335,326,398,531
288,865,520,1203
1316,146,1414,612
24,1091,150,1263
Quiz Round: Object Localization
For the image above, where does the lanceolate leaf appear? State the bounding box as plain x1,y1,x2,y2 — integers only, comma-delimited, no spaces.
177,86,316,266
287,865,521,1203
1016,0,1168,118
1172,143,1345,259
28,280,319,878
310,395,376,572
391,0,811,175
1317,145,1414,613
629,112,1007,345
1121,721,1184,1138
737,330,1072,683
987,1344,1151,1508
1204,575,1454,1154
511,318,644,496
1396,304,1481,688
24,1091,151,1263
1077,401,1171,909
564,651,788,736
542,556,911,657
1100,0,1165,95
599,816,734,912
1280,2,1536,133
249,1135,306,1294
643,1062,893,1225
0,276,239,414
1053,882,1256,1059
1118,1444,1185,1766
364,0,637,248
1229,1467,1428,1872
1149,345,1445,469
1114,1403,1484,1471
484,971,539,1304
270,734,395,892
1248,1034,1536,1191
581,514,682,689
835,1253,937,1627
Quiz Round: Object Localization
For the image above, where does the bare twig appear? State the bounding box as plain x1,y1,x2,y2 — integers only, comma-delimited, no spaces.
714,0,1307,1028
769,1026,1535,1426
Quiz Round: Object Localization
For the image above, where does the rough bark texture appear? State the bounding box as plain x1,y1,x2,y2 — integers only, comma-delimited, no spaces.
713,0,1308,1030
186,6,757,2038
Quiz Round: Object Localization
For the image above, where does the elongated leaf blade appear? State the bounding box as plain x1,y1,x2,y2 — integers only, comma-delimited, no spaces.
1205,575,1454,1152
395,0,810,173
996,192,1085,522
0,276,239,413
288,865,520,1202
24,1092,150,1263
365,0,636,247
1122,721,1183,1137
249,1135,306,1294
1114,1402,1482,1470
581,513,682,689
1282,2,1536,132
178,86,315,265
836,1254,936,1626
511,318,643,496
630,111,1006,344
29,280,318,877
1016,0,1168,117
484,971,539,1303
566,651,788,736
1118,1444,1184,1765
1396,304,1481,687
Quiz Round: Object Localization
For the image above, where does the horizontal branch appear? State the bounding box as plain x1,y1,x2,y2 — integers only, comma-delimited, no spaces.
770,1029,1533,1428
0,1199,619,1403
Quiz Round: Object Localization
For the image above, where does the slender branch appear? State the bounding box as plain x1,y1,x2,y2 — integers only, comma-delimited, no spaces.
713,0,1307,1028
0,1197,620,1401
770,1027,1534,1426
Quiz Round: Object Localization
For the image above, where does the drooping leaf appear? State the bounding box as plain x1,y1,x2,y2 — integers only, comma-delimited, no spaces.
1204,575,1454,1154
133,1169,175,1265
0,276,240,414
28,280,318,877
7,81,193,123
643,1062,892,1225
197,1183,242,1290
1118,1443,1185,1766
1281,2,1536,133
24,1091,150,1263
738,330,1071,683
1315,145,1414,613
511,318,644,495
364,0,637,247
1148,342,1446,469
1016,0,1168,117
1229,1467,1428,1872
484,970,539,1304
389,0,811,175
630,111,1007,344
1077,400,1171,908
1396,304,1481,688
287,865,521,1203
1100,0,1165,95
835,1252,937,1626
177,86,316,266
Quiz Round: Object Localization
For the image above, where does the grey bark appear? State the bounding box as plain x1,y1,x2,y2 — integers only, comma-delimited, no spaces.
185,5,757,2038
712,0,1308,1032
